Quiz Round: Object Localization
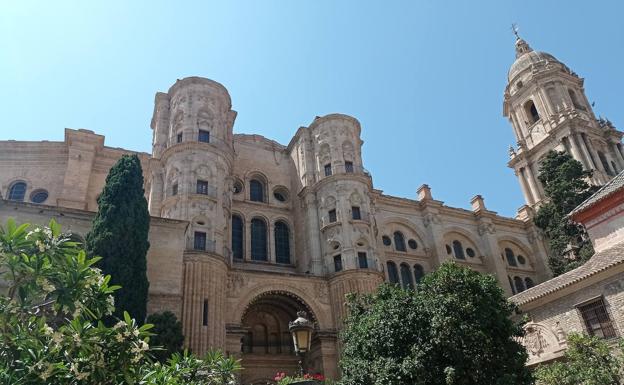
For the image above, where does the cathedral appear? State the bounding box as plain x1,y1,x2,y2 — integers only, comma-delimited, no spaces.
0,35,621,384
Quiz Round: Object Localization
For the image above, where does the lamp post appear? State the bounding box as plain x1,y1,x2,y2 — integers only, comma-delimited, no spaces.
289,310,314,377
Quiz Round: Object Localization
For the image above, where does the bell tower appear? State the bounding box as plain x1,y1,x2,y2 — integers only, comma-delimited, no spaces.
503,31,624,207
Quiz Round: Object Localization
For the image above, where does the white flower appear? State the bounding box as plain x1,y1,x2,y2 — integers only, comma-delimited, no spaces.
42,324,54,336
113,320,126,330
40,364,54,380
115,333,124,342
51,332,63,345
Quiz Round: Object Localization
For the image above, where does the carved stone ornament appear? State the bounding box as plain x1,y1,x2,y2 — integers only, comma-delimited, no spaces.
519,322,568,365
422,213,441,227
477,223,496,236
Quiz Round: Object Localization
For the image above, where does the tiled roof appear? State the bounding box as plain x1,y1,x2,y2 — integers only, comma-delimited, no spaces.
569,170,624,217
510,242,624,306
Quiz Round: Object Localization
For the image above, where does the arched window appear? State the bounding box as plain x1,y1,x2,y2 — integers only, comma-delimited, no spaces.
387,261,399,284
250,218,267,261
598,152,614,176
249,179,264,202
414,264,425,284
568,89,585,110
400,263,414,289
525,277,535,289
8,181,26,201
505,248,517,267
508,276,516,295
333,255,343,272
393,231,406,252
514,276,525,293
274,221,290,264
525,100,540,124
452,240,465,259
232,215,244,260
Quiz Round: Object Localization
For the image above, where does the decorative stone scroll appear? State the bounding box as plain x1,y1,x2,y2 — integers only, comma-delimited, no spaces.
519,322,568,366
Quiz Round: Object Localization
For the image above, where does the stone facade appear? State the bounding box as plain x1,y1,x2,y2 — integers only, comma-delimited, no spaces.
2,35,619,382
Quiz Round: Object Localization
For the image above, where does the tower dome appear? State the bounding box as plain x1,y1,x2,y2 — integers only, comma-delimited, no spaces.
508,37,568,82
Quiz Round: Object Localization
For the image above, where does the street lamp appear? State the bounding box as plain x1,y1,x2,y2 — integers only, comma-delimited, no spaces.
289,310,314,376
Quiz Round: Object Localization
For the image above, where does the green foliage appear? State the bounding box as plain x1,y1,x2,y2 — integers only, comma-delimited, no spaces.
86,154,150,323
338,262,531,385
0,218,152,384
0,218,241,384
535,333,623,385
534,150,597,276
146,311,184,362
140,350,242,385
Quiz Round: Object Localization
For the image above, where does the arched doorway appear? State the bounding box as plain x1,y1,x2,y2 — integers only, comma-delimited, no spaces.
240,290,320,385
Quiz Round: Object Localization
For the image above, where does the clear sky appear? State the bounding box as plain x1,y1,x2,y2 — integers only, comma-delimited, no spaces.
1,1,622,217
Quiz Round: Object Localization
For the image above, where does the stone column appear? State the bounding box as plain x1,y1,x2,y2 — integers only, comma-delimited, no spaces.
566,135,589,169
523,166,541,204
515,168,534,205
574,133,596,170
303,192,324,275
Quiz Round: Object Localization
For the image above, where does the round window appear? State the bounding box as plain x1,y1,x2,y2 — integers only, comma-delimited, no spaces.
517,255,526,265
30,189,49,204
466,248,476,258
408,239,418,250
274,192,286,202
233,180,243,194
382,236,391,246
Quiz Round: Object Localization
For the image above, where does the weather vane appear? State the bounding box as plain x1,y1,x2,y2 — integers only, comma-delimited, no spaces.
511,23,520,39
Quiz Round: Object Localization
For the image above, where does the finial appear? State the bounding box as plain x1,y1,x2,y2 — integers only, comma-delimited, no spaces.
511,23,520,40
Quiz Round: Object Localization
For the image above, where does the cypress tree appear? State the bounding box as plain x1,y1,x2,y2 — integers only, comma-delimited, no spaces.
534,150,598,276
86,154,150,323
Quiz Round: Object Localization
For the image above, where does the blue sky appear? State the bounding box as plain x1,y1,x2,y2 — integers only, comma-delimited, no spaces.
1,1,622,217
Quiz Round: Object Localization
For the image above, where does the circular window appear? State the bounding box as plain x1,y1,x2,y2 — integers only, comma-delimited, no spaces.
517,255,526,265
233,180,243,194
30,189,49,204
382,236,391,246
408,239,418,250
466,248,476,258
446,244,452,255
273,187,289,203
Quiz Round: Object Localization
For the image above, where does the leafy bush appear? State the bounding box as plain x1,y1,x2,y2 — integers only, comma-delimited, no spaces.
146,311,184,362
0,218,241,384
339,262,532,385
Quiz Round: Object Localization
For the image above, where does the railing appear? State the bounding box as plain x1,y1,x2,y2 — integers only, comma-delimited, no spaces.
322,164,371,179
186,237,216,253
193,184,218,198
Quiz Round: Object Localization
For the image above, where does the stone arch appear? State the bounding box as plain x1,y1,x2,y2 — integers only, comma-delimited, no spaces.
443,227,481,261
379,217,428,253
232,284,330,329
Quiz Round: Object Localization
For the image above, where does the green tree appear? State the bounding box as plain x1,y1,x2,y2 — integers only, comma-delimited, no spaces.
339,262,531,385
86,154,150,323
535,333,623,385
0,218,153,384
534,150,597,276
146,311,185,362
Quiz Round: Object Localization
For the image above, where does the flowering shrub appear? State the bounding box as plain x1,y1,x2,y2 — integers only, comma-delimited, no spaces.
0,218,241,384
274,371,326,384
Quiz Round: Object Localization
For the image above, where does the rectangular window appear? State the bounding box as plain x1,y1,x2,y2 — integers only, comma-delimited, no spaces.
578,298,617,339
202,299,208,326
177,132,183,143
334,254,342,272
324,164,332,177
194,231,207,251
172,183,178,196
345,161,354,173
198,130,210,143
196,180,209,195
328,209,337,223
358,252,368,269
351,206,361,220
